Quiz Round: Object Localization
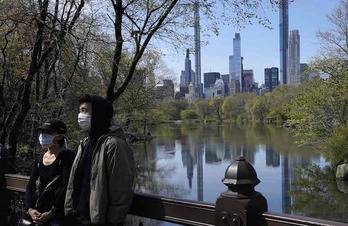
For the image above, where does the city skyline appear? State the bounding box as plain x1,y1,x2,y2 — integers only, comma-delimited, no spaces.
161,0,339,86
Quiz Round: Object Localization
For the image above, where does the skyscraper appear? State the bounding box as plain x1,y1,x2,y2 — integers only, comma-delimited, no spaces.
204,72,220,89
288,30,300,85
185,49,192,86
229,33,242,92
180,71,185,87
242,69,254,92
279,0,289,84
300,63,308,83
221,74,230,96
264,67,279,92
194,1,202,97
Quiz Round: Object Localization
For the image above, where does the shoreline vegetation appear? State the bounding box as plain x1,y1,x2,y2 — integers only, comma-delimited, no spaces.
153,75,348,168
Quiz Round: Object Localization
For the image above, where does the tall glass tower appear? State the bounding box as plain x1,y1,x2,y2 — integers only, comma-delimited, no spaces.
279,0,289,84
194,1,202,97
288,30,300,85
185,49,192,86
229,33,242,92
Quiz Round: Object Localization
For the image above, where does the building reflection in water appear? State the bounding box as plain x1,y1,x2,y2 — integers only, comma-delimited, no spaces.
266,145,280,167
282,155,291,214
281,153,310,214
196,144,203,201
185,147,193,189
141,123,322,216
263,144,311,214
182,137,204,201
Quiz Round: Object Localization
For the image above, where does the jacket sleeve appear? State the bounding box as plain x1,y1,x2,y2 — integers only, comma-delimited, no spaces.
105,137,135,223
25,158,40,210
52,151,75,213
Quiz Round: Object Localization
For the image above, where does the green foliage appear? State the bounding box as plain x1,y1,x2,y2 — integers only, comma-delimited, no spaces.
249,95,269,121
325,125,348,165
222,93,256,121
209,96,224,121
16,145,30,157
267,109,287,122
236,114,247,124
154,110,166,122
289,76,347,147
180,109,199,120
193,98,211,120
160,99,189,120
222,96,233,120
268,85,300,120
285,0,348,163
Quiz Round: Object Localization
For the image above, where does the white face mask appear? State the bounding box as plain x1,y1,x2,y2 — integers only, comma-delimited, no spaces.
39,133,54,149
78,113,91,131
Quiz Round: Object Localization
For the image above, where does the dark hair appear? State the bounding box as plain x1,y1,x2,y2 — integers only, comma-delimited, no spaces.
58,136,65,147
78,94,91,104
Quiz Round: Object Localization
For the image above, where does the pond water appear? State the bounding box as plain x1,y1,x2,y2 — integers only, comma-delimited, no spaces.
132,123,348,224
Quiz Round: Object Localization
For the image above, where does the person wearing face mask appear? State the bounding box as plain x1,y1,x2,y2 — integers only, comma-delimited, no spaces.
64,94,135,226
24,119,75,226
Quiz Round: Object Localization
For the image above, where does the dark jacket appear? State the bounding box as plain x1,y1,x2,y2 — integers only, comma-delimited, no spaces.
25,150,75,215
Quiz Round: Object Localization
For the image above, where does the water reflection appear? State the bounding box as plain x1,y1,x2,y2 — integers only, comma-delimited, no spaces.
266,146,280,167
289,165,348,222
180,136,204,201
132,123,342,222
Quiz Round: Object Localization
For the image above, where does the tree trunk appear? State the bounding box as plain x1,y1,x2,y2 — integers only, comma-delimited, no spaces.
5,0,49,156
2,0,85,155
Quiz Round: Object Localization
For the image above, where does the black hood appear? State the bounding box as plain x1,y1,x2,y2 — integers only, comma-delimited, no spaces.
89,95,114,140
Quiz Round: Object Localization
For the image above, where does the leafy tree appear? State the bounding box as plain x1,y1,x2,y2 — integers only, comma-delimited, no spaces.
289,78,331,144
266,84,300,121
113,51,171,132
161,99,189,120
181,109,199,120
289,75,348,160
313,0,348,80
287,0,348,164
209,96,224,121
222,93,256,121
326,125,348,164
193,98,211,120
249,95,269,121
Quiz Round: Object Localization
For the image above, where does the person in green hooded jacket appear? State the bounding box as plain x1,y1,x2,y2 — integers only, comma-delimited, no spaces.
64,94,135,226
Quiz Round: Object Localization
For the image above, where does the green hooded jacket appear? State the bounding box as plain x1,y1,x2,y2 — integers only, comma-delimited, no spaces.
65,128,135,224
65,95,135,224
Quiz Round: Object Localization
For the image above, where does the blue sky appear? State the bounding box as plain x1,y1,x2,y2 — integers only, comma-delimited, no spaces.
162,0,340,86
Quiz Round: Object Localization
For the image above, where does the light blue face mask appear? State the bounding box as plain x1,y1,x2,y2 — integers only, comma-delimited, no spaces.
39,133,54,149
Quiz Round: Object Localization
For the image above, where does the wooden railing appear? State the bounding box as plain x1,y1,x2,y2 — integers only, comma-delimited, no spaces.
3,173,347,226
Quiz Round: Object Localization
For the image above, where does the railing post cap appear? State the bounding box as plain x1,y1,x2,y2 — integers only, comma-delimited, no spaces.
221,156,260,194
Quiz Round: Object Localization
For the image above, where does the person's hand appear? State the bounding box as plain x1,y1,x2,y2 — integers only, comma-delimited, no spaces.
36,211,54,225
28,208,42,224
